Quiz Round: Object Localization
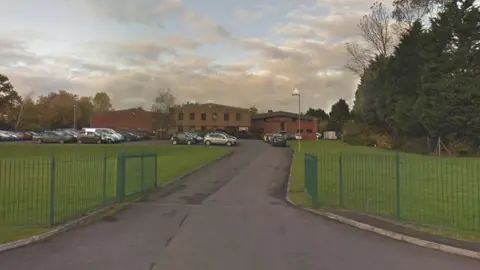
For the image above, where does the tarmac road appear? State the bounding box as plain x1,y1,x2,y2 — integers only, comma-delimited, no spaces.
1,140,479,270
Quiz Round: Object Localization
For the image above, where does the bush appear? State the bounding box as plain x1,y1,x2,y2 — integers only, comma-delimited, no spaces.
341,122,372,146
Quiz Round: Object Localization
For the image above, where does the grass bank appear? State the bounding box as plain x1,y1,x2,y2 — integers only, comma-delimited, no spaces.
288,140,480,240
0,143,229,244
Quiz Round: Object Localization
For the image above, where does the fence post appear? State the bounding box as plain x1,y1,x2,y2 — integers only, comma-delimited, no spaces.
103,152,107,205
140,153,145,192
395,151,401,220
154,154,158,188
304,153,308,195
49,154,56,228
312,153,319,209
116,153,125,203
339,153,343,207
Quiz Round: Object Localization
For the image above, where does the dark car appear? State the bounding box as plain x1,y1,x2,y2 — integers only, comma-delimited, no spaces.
270,134,287,147
119,132,139,142
171,132,196,145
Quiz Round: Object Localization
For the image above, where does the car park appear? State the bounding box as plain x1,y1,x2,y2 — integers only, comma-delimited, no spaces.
204,133,236,146
270,134,287,147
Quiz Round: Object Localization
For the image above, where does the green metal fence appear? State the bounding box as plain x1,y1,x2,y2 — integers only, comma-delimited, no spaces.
0,152,158,228
304,152,480,236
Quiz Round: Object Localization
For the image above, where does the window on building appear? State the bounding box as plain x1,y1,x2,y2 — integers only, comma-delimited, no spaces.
201,126,206,131
178,113,184,120
306,129,313,133
201,113,206,121
296,129,303,133
236,113,241,121
178,126,184,132
212,113,217,121
224,113,229,121
189,113,195,120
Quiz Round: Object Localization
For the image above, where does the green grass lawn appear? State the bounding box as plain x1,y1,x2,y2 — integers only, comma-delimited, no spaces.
0,143,229,244
289,140,480,239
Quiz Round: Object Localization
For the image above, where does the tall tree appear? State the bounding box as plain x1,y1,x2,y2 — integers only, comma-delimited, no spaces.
345,2,396,76
0,74,20,112
151,88,175,132
249,106,258,115
305,107,329,120
327,99,351,132
14,91,35,130
92,92,113,112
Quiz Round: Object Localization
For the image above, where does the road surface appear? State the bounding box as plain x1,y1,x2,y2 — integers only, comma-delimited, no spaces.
1,140,479,270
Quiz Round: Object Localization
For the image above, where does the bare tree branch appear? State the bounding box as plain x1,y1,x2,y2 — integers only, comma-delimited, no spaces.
345,1,396,77
392,0,446,24
15,90,34,130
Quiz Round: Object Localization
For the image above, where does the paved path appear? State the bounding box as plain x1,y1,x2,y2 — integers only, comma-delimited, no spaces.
1,141,479,270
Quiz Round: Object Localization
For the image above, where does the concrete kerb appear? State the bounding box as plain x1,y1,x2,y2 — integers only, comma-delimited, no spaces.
0,150,233,253
285,152,480,261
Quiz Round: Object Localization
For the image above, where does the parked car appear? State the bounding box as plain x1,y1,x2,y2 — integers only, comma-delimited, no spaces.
171,132,197,145
263,133,273,142
285,134,296,140
119,131,140,142
36,131,75,144
0,131,14,141
270,134,287,147
204,133,236,146
185,132,203,143
77,131,113,144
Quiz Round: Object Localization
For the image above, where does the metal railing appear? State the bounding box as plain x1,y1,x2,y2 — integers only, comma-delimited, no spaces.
0,152,157,228
304,152,480,236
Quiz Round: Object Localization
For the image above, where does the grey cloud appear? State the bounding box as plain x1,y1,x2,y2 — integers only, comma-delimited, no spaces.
75,0,182,27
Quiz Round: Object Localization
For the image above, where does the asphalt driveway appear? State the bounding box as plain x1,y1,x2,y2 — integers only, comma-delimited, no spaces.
1,140,479,270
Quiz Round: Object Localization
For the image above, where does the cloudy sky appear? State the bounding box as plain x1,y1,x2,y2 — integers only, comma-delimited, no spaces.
0,0,373,112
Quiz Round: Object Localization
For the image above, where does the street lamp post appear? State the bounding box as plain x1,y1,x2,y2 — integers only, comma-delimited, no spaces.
292,88,301,153
73,105,77,130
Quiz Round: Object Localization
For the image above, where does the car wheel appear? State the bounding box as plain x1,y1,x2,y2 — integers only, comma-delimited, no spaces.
226,141,232,146
205,140,211,145
172,140,177,145
187,140,192,145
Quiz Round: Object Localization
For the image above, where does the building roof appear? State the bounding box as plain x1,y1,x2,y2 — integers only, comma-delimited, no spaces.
252,111,315,120
172,102,250,111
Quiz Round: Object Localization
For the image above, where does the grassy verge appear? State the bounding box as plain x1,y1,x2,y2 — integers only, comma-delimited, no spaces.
0,143,229,244
288,140,480,240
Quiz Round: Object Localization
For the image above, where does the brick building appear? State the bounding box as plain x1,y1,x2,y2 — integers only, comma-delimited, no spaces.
90,108,169,133
170,103,251,133
251,111,317,140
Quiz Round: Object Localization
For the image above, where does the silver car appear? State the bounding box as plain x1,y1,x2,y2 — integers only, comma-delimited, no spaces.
204,133,236,146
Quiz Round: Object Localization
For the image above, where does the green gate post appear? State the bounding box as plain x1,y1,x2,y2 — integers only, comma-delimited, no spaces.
339,153,343,207
395,151,401,220
304,153,309,196
49,155,56,228
311,153,319,209
140,153,145,192
154,154,158,188
116,153,126,203
102,152,107,205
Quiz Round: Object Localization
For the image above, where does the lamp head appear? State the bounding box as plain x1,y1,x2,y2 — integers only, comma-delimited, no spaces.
292,88,300,96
